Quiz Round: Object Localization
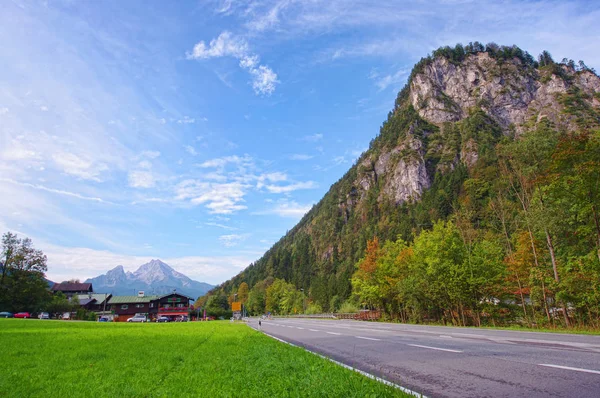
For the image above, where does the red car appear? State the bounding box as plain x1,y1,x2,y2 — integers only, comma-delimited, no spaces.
14,312,31,318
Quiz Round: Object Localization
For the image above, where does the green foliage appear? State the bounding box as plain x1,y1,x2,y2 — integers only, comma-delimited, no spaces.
0,232,51,313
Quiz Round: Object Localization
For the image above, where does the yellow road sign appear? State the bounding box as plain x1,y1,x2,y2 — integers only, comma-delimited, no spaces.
232,302,241,311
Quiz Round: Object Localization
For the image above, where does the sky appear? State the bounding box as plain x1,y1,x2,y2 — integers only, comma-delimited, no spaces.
1,0,599,285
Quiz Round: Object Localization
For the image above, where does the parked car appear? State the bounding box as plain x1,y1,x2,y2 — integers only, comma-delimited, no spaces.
175,315,188,322
0,312,14,318
127,314,148,323
98,316,109,322
156,316,170,323
62,312,71,320
14,312,31,318
38,312,50,319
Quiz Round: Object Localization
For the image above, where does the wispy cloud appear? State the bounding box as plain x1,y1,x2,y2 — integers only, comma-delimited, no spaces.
301,133,323,142
289,154,313,160
264,181,317,194
253,199,313,218
369,67,411,91
185,145,199,156
187,31,279,95
219,233,249,247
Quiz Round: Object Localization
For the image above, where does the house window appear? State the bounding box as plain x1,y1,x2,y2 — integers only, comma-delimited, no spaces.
177,303,184,308
135,304,144,308
121,305,128,310
149,303,154,308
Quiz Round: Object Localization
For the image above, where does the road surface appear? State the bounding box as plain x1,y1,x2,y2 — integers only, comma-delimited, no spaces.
247,318,600,398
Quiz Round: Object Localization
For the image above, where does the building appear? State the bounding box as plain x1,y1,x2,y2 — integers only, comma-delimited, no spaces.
76,293,112,312
51,282,93,299
107,293,159,321
107,292,194,321
156,293,194,320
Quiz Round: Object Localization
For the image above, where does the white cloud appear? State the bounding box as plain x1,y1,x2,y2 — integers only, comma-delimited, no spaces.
0,107,8,114
205,222,238,230
254,200,313,218
187,31,279,95
185,145,198,156
289,154,313,160
141,150,161,159
264,180,317,194
40,105,48,111
177,116,195,124
52,153,108,181
0,178,116,204
187,31,249,59
128,170,156,188
369,68,410,91
302,133,323,142
248,65,279,95
138,160,152,169
197,154,252,169
175,179,249,214
219,233,249,247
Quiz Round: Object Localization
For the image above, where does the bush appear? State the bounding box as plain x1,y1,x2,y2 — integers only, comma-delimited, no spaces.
338,300,359,313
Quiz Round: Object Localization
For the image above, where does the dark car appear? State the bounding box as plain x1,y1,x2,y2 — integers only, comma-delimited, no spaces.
0,312,14,318
98,316,109,322
14,312,31,318
156,316,170,323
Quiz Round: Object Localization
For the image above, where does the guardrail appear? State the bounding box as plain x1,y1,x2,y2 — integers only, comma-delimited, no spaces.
272,310,381,321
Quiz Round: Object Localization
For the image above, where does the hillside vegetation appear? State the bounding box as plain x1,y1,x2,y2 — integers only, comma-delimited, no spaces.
204,43,600,329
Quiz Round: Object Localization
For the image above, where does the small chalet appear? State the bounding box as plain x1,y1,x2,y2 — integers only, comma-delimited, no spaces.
51,282,93,299
107,292,159,321
107,291,193,321
76,293,112,312
156,293,194,320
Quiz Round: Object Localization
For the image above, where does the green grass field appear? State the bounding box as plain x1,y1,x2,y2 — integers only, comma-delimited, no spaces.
0,320,411,397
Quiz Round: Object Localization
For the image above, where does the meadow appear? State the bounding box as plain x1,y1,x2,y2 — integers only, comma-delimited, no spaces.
0,319,410,397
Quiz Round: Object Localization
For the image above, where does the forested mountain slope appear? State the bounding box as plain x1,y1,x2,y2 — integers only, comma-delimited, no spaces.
206,43,600,327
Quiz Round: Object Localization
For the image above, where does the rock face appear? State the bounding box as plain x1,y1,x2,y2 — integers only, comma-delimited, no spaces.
85,259,213,299
410,52,599,133
343,53,600,211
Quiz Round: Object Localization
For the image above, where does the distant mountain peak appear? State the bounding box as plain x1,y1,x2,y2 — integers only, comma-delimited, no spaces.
85,259,213,299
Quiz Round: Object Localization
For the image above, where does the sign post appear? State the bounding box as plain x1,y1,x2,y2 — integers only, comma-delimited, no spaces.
232,301,242,320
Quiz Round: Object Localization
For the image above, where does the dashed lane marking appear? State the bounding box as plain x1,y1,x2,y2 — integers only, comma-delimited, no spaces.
539,364,600,375
407,344,462,353
356,336,381,341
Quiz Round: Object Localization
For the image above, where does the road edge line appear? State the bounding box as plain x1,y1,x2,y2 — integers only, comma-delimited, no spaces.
259,330,426,398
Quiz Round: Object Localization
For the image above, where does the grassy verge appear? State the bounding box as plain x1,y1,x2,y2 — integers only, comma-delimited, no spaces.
1,320,411,397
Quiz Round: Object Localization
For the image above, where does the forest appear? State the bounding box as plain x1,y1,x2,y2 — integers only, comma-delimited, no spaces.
202,44,600,329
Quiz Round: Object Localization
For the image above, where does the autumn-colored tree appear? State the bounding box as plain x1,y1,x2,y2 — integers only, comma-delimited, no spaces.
237,282,249,304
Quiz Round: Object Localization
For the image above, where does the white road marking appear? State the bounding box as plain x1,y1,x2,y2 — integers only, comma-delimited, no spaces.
309,329,319,332
407,344,462,353
356,336,381,341
539,364,600,375
327,332,342,335
296,327,305,330
439,335,452,339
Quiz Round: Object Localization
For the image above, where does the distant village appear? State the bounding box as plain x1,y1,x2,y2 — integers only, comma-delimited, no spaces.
49,282,195,322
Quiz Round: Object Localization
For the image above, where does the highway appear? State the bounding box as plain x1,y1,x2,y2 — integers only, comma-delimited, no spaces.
247,318,600,398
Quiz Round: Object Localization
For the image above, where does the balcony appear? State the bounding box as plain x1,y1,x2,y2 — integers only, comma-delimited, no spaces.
159,306,189,312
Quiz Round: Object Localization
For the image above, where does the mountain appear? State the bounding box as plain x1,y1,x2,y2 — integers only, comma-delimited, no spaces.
210,43,600,325
86,260,213,299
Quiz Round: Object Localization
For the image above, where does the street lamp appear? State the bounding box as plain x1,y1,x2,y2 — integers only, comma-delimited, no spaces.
300,288,306,314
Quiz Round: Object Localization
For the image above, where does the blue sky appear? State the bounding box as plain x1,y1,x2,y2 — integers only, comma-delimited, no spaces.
1,0,599,284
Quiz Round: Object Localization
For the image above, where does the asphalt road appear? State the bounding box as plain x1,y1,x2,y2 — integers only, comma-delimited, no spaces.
247,318,600,398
